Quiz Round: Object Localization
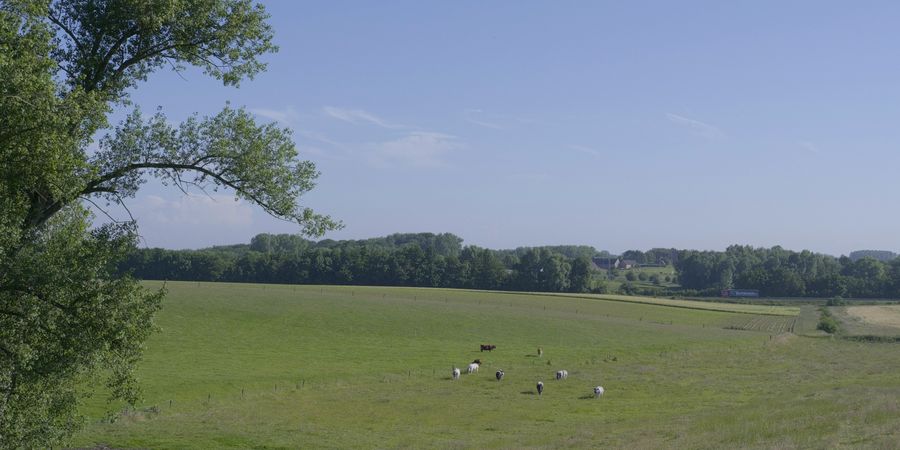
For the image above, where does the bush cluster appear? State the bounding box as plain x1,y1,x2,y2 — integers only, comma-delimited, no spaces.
817,307,840,334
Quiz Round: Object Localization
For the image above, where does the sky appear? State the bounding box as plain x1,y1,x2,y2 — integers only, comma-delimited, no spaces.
102,1,900,255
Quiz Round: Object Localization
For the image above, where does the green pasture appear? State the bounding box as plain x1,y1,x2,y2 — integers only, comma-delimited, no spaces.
72,282,900,449
602,265,679,292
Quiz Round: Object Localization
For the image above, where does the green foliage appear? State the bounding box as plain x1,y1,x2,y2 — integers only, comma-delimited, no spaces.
0,207,163,445
625,271,637,281
675,246,900,299
118,235,616,296
817,308,840,334
1,1,337,446
620,281,637,295
817,316,839,334
498,244,598,260
567,256,593,293
826,296,846,306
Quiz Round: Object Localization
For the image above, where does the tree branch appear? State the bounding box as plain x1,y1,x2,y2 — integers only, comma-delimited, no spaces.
83,161,291,218
47,12,85,56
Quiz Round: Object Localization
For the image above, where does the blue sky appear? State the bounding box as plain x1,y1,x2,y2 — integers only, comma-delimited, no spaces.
109,1,900,255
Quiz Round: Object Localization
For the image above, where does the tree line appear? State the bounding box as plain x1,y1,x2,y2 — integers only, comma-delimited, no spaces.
120,233,604,294
123,236,900,299
675,245,900,298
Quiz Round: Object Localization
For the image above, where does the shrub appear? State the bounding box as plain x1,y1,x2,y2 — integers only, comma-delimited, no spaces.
638,272,648,281
817,307,840,334
625,271,637,281
826,296,846,306
620,282,637,295
817,316,839,334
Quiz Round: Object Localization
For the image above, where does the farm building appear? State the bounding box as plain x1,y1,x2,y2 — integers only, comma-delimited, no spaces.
591,257,638,270
592,257,619,270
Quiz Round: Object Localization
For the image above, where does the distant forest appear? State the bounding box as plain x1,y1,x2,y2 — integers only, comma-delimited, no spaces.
119,233,900,299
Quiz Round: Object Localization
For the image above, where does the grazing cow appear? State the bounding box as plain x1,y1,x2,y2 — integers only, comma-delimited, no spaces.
555,370,568,381
495,369,505,381
452,367,461,380
467,362,480,374
538,347,543,357
594,386,605,398
480,344,496,352
536,381,544,396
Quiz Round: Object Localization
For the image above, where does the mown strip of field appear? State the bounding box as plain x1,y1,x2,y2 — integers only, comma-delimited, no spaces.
545,292,799,316
832,305,900,339
722,315,797,333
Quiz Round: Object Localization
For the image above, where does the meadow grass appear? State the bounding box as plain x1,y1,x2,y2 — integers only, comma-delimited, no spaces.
72,282,900,449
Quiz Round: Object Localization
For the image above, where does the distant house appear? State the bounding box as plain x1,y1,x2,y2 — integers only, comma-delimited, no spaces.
591,257,620,270
591,257,639,270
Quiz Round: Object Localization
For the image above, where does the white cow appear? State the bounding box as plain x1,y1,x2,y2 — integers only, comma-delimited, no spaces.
555,370,568,381
452,367,461,380
594,386,605,398
467,362,480,374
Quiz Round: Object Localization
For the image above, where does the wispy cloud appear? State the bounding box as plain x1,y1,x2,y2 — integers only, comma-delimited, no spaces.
323,106,404,129
368,132,459,168
665,113,724,140
463,109,505,130
570,144,602,157
135,194,254,227
250,107,302,126
251,107,346,156
799,141,820,153
506,172,552,182
295,129,344,148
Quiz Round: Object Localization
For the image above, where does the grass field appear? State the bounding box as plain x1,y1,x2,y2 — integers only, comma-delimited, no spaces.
71,282,900,449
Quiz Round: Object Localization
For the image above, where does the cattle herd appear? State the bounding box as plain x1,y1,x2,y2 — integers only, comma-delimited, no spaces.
451,345,606,399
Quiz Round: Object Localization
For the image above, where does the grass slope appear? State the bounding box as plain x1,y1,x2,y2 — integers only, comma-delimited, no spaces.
72,282,900,449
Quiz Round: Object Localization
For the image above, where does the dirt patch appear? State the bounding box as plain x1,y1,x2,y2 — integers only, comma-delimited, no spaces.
845,305,900,329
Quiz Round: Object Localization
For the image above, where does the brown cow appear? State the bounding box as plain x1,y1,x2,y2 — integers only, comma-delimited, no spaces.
480,344,496,352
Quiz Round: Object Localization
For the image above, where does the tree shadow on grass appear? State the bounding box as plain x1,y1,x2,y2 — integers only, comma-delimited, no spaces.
520,391,536,395
578,395,597,400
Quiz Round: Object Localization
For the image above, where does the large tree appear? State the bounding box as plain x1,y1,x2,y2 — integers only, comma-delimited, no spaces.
0,0,338,446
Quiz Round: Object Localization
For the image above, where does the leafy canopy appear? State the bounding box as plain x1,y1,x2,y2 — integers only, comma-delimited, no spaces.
0,0,338,447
